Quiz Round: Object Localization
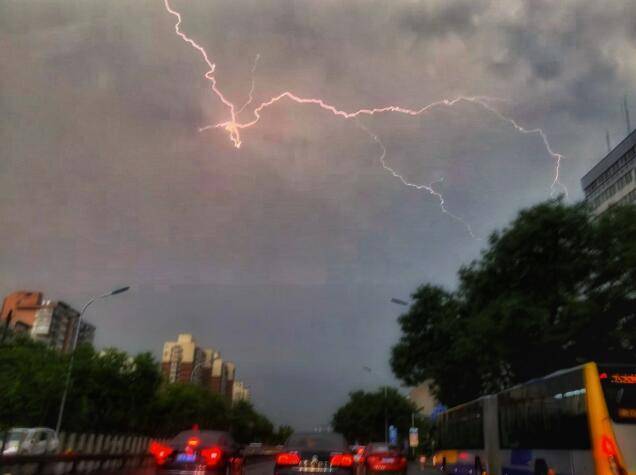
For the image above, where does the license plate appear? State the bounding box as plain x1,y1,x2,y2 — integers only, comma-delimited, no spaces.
176,453,196,463
381,458,395,463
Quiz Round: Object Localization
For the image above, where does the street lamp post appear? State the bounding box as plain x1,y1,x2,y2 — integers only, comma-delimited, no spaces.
54,286,130,435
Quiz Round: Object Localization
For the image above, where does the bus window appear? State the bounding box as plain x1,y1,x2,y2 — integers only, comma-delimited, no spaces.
498,367,590,450
599,365,636,424
435,399,484,450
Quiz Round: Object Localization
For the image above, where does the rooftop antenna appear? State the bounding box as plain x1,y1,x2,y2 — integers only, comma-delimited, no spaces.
606,130,612,153
624,94,632,135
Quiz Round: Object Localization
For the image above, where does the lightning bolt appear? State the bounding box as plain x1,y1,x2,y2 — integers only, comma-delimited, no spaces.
237,54,260,115
162,0,568,236
356,120,479,239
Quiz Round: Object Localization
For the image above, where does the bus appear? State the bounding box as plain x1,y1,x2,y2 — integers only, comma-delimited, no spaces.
431,362,636,475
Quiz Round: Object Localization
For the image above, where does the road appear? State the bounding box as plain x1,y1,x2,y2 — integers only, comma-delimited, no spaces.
98,460,440,475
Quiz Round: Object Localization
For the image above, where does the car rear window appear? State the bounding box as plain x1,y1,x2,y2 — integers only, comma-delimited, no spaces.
285,433,347,451
170,431,228,447
368,444,395,453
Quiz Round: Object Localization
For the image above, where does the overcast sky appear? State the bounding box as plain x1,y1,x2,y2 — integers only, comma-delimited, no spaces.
2,0,636,429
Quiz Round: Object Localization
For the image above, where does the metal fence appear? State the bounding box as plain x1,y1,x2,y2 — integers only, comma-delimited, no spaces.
0,432,159,474
0,432,277,474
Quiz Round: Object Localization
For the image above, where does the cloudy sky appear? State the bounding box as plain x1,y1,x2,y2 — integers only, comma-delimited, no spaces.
2,0,636,428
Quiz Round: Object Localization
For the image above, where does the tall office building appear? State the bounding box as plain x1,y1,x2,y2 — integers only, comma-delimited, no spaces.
160,333,249,403
232,381,250,403
582,128,636,214
161,333,207,384
0,291,95,351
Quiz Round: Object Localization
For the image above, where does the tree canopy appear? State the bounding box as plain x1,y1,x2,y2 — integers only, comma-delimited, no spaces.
331,387,427,445
0,337,286,443
391,199,636,407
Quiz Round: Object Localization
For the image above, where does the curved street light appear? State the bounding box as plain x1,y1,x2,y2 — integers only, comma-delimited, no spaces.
55,286,130,434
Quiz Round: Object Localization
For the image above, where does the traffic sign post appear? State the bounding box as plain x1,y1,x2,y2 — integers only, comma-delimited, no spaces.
409,427,419,448
388,425,398,446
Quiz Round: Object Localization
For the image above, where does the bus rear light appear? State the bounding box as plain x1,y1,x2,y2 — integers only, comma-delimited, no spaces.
330,453,354,467
201,446,223,467
276,452,301,466
601,435,617,457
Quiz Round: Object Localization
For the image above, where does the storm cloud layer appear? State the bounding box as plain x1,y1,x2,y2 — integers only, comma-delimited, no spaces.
2,0,636,428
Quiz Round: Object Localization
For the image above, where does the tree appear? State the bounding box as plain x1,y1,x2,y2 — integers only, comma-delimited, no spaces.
0,336,66,430
0,338,281,441
229,400,274,444
272,425,294,445
391,199,636,407
149,383,230,437
331,387,427,444
0,339,163,434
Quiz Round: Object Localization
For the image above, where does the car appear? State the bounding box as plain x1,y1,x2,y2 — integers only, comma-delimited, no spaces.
274,432,354,475
1,427,59,456
359,443,407,475
150,429,245,475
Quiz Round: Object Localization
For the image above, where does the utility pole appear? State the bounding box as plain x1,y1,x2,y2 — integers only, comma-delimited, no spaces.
55,286,129,434
384,386,388,444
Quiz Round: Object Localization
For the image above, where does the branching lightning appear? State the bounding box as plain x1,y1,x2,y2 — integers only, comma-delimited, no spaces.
237,54,260,115
162,0,568,237
355,120,478,239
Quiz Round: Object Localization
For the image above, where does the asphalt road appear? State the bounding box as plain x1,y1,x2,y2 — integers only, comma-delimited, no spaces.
97,460,441,475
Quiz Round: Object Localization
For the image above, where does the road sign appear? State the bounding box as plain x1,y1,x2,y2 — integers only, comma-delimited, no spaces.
388,425,398,445
409,427,419,447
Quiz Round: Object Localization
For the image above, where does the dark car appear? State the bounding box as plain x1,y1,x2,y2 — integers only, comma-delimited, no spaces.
360,443,407,475
150,429,244,475
275,432,354,475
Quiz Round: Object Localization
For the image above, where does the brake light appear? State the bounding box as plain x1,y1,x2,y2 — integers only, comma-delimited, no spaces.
149,441,173,465
201,446,223,467
276,452,301,466
330,453,354,467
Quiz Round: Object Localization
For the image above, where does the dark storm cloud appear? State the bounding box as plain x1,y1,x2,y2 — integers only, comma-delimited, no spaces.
399,0,488,40
2,0,636,428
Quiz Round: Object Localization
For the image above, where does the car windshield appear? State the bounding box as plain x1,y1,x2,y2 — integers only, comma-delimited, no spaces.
1,430,27,451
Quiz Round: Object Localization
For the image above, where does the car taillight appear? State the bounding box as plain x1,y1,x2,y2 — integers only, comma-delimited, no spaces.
201,446,223,467
366,455,380,466
149,441,173,465
276,452,301,466
330,453,354,467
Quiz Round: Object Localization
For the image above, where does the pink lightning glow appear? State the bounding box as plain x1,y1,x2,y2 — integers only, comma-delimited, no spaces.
162,0,568,235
